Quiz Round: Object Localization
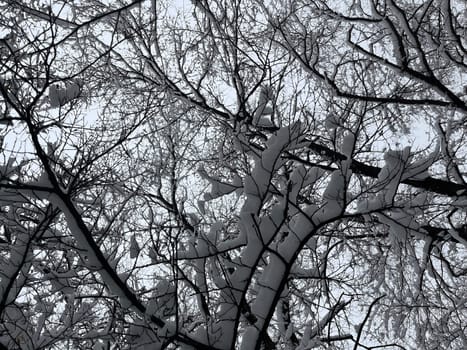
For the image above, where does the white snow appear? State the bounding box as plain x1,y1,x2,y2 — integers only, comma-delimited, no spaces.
325,114,339,131
198,166,239,201
240,326,258,350
252,86,275,126
403,142,439,180
48,81,81,108
341,132,355,158
129,234,140,259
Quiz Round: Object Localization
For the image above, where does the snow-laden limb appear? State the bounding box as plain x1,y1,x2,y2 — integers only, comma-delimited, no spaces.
295,300,350,350
243,122,305,213
198,166,242,201
253,85,275,127
198,123,306,348
239,159,351,349
145,279,176,319
44,191,217,348
289,165,325,209
0,182,54,316
356,145,439,213
436,120,466,185
378,147,410,205
0,232,32,308
316,167,348,223
375,209,421,244
0,183,60,348
352,145,467,247
307,140,466,197
402,142,440,181
440,1,467,56
43,192,193,342
387,0,418,49
250,253,287,320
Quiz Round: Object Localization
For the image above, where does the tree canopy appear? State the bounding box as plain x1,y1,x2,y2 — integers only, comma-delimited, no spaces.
0,0,466,349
